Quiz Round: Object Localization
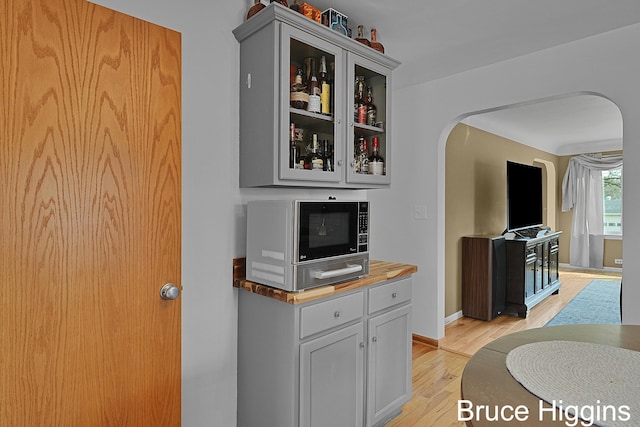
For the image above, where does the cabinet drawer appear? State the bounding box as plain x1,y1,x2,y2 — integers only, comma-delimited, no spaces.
300,292,364,339
368,278,412,314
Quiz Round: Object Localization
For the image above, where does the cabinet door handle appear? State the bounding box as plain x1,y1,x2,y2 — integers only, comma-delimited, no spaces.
391,292,398,298
372,336,378,343
359,342,365,348
334,311,341,318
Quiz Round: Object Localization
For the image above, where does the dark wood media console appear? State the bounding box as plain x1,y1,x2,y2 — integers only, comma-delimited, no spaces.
505,231,561,318
462,229,561,320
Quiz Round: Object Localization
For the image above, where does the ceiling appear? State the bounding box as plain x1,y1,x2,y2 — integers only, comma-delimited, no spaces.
306,0,640,154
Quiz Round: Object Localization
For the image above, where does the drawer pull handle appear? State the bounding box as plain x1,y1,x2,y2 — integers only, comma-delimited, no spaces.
334,311,341,318
392,292,398,298
372,337,378,343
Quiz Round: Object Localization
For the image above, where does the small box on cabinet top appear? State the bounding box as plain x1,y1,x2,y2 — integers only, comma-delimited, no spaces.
322,8,348,36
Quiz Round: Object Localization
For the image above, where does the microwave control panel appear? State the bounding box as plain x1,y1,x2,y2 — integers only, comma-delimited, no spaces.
358,201,369,253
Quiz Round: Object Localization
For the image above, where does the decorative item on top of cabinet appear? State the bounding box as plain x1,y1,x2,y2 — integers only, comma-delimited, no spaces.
246,0,265,20
369,28,384,53
233,2,399,189
355,25,371,47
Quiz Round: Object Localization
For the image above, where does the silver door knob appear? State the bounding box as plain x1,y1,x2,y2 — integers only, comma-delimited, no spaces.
160,283,181,300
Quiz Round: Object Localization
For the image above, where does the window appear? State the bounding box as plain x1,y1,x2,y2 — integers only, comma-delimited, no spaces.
603,168,622,235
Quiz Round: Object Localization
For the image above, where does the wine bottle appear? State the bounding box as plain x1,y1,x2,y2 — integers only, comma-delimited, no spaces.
366,86,377,126
355,25,371,47
355,77,367,124
289,123,299,169
304,134,323,170
307,59,321,113
290,68,309,110
368,136,384,175
370,28,384,53
319,56,331,115
323,140,333,171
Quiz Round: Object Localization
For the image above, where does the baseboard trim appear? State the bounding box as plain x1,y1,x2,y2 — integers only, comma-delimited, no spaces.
412,333,439,349
559,263,622,274
445,310,463,325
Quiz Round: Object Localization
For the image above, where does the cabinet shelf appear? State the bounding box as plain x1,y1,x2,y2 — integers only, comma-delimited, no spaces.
354,122,384,136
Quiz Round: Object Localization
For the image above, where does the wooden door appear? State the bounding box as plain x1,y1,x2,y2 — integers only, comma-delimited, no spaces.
0,0,182,425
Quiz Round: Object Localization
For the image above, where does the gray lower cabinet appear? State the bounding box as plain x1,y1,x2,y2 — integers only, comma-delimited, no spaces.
237,277,412,427
300,323,365,427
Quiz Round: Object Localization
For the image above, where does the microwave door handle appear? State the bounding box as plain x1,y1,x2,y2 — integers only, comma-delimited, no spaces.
313,264,363,280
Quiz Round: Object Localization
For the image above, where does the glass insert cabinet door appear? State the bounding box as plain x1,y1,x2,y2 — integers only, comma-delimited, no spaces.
347,53,392,185
280,25,344,183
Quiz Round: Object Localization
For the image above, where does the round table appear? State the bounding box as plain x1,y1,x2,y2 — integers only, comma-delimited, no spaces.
460,324,640,426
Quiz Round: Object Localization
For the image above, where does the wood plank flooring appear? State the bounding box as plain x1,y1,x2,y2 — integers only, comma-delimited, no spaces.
386,268,622,427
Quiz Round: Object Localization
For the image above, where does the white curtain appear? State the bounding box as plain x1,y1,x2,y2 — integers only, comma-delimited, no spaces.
561,154,623,268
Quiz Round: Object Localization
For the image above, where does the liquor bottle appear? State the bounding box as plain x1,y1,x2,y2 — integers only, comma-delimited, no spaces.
355,25,371,47
323,140,334,171
370,28,384,53
319,56,331,115
354,137,369,174
290,68,309,110
289,123,300,169
366,86,377,126
304,134,323,170
359,137,369,174
246,0,265,20
307,59,321,113
368,136,384,175
355,77,367,124
354,76,362,122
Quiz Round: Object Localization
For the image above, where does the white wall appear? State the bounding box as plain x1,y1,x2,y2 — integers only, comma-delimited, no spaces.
88,0,640,423
370,24,640,340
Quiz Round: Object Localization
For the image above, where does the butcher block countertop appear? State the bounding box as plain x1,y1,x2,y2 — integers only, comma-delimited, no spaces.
233,258,418,304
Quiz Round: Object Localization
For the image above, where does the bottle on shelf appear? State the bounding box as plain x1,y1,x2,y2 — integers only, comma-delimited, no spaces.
355,25,371,47
246,0,265,20
368,136,384,175
366,86,377,126
323,140,333,171
369,28,384,53
355,77,367,124
307,58,321,113
304,134,323,170
354,136,369,174
319,56,331,115
289,123,300,169
290,67,309,110
269,0,288,6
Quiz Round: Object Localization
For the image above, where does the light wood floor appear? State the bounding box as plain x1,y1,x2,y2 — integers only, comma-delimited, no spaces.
386,268,622,427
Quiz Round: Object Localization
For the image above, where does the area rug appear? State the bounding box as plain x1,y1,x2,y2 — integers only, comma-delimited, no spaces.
506,340,640,427
545,279,621,326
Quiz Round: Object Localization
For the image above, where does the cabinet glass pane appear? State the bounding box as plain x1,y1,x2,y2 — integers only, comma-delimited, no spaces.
287,37,338,176
348,56,390,185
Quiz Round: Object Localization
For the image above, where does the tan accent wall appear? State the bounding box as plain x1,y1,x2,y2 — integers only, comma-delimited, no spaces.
445,124,623,317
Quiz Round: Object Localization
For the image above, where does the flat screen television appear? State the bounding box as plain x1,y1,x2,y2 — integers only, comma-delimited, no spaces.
506,161,543,232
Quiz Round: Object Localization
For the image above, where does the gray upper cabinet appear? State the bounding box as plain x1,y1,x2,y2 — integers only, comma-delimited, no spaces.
233,3,400,188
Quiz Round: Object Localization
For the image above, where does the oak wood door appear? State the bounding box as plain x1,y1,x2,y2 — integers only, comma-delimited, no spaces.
0,0,182,425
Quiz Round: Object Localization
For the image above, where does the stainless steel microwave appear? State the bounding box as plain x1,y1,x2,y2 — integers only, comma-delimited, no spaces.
246,199,370,292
